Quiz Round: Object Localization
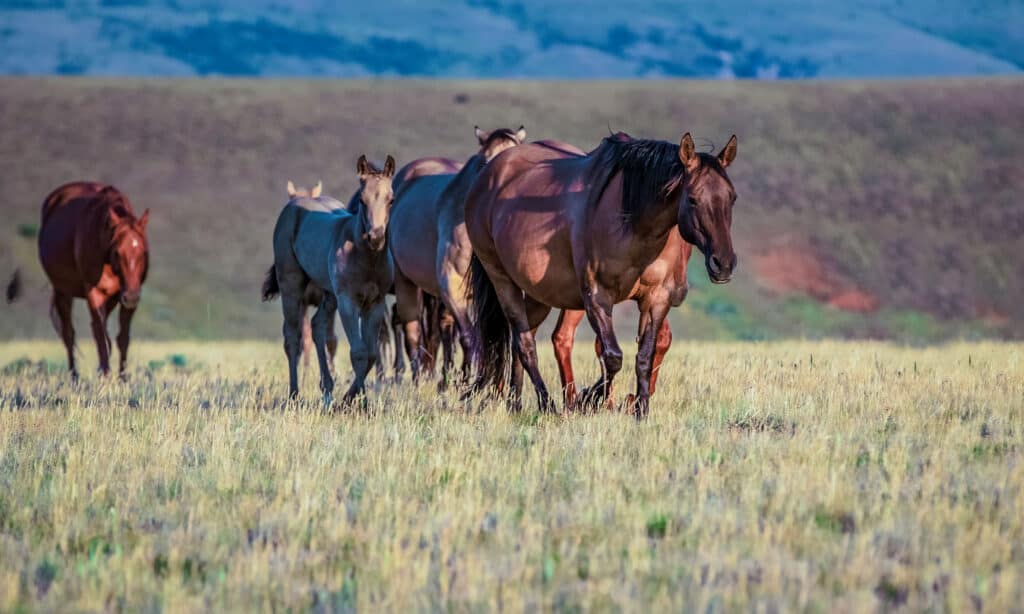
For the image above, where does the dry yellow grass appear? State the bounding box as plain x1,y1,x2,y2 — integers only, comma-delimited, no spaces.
0,340,1021,611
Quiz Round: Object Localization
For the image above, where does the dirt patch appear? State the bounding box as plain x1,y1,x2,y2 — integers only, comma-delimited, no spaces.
752,245,879,313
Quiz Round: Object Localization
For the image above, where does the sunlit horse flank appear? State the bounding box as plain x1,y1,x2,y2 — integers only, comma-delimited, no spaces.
388,125,527,387
28,182,150,379
267,156,397,406
466,131,738,417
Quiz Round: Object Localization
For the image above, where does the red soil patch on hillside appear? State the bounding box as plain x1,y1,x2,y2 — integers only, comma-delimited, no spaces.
752,245,879,313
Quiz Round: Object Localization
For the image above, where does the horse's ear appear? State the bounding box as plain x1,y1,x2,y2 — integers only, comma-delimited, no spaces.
515,125,527,142
678,132,698,169
138,209,150,231
287,180,297,197
474,126,487,145
311,181,322,198
717,135,738,168
383,155,396,178
108,208,122,227
357,155,371,180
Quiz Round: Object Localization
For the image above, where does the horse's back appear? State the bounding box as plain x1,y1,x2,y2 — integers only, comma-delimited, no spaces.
394,157,462,193
39,182,114,293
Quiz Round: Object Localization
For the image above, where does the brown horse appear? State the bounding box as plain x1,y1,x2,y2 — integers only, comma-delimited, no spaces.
388,126,527,387
466,132,738,416
30,182,150,379
266,156,396,405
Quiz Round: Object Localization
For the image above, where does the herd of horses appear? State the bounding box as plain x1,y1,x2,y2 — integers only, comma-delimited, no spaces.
5,125,739,418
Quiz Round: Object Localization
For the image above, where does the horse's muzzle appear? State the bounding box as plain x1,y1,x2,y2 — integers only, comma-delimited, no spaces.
707,253,737,284
120,292,141,310
366,229,386,251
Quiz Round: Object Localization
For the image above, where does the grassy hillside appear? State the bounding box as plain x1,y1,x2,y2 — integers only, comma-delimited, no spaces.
1,340,1021,610
1,78,1022,342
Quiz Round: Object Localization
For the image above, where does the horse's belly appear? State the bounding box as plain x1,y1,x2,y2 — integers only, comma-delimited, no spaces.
389,187,442,296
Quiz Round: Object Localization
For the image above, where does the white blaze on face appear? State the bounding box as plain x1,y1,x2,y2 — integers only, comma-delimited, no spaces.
131,238,139,248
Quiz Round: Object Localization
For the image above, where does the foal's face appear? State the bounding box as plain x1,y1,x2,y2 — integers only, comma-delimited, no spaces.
357,155,396,251
110,211,150,309
676,134,739,284
475,125,527,162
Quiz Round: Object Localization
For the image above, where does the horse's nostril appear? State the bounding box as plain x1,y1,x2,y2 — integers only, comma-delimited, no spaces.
711,255,722,271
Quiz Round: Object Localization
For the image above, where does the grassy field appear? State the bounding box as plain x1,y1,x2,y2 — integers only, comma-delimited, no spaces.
2,78,1022,342
1,340,1020,611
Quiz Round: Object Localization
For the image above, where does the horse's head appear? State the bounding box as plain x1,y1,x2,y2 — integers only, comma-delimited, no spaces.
676,133,738,284
474,125,527,162
356,154,396,251
286,180,322,199
108,207,150,309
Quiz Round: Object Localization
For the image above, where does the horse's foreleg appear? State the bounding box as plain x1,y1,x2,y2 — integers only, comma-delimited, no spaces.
580,288,623,411
359,301,388,400
310,294,337,405
632,303,670,419
116,305,136,380
51,291,77,380
551,309,585,408
86,289,112,376
337,296,378,407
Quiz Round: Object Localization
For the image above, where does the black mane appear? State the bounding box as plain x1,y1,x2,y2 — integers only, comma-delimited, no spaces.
589,133,687,227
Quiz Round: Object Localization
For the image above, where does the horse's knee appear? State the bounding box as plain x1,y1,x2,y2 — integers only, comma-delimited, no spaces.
602,349,624,375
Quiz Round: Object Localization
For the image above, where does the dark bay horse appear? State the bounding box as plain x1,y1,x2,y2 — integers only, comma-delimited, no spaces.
388,126,527,386
265,156,396,405
30,182,150,379
466,132,738,416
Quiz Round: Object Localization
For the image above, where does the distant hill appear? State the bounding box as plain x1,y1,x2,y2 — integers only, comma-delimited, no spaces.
0,1,1021,78
1,78,1021,342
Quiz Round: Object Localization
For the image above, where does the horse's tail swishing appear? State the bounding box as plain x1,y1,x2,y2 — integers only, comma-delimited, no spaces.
261,265,280,301
468,254,511,393
5,269,21,303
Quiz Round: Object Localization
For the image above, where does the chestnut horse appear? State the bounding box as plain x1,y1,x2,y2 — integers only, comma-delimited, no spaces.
388,125,527,387
33,182,150,379
265,156,396,405
466,132,738,417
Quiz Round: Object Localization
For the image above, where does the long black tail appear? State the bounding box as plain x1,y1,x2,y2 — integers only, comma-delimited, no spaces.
469,254,511,390
261,265,279,301
6,269,21,304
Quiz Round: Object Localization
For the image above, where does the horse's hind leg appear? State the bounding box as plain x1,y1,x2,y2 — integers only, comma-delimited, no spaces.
310,293,337,405
485,262,555,412
438,308,457,391
51,291,77,380
551,309,585,407
631,303,670,419
390,302,405,381
394,269,425,381
649,319,672,395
